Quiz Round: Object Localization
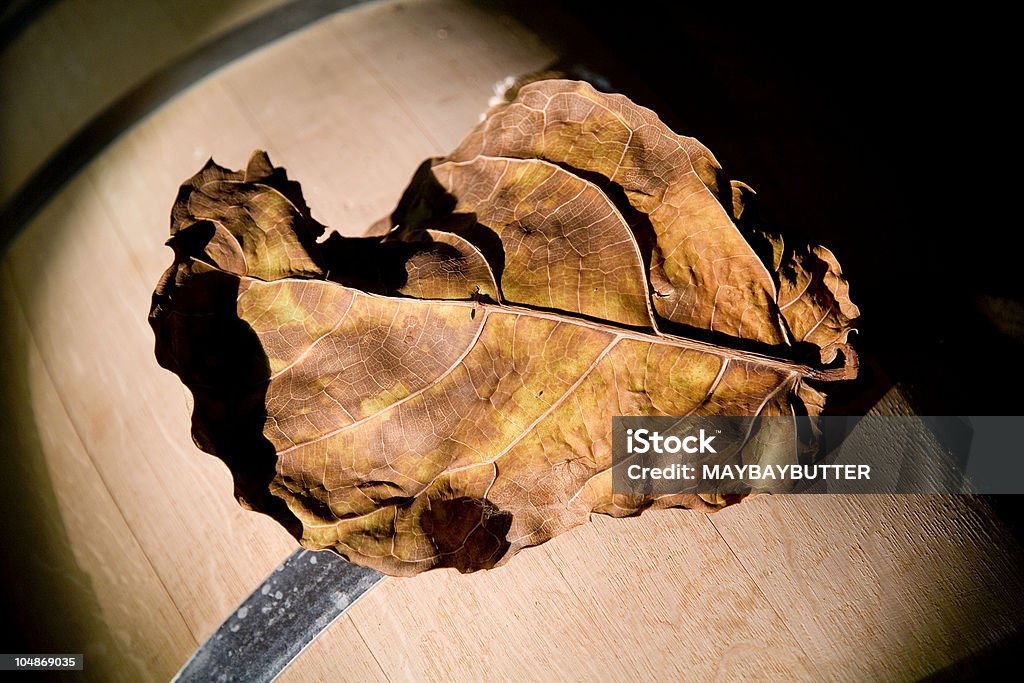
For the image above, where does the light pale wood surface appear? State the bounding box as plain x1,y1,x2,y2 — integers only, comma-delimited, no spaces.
0,0,290,203
2,1,1022,680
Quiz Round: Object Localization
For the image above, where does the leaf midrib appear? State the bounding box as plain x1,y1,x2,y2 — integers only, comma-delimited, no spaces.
229,268,820,381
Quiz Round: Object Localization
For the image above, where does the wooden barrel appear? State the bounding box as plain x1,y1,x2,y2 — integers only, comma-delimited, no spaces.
1,1,1022,680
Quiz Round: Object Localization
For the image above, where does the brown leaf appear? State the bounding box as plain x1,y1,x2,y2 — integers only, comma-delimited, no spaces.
150,80,859,575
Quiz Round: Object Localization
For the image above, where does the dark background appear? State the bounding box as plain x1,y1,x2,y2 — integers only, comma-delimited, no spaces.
499,1,1019,416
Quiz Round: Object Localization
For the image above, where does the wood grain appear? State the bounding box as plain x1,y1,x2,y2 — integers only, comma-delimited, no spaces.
709,494,1024,680
0,266,196,681
322,510,821,681
2,1,1021,680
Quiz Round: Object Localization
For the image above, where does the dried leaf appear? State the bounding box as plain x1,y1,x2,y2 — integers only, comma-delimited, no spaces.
150,80,859,575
